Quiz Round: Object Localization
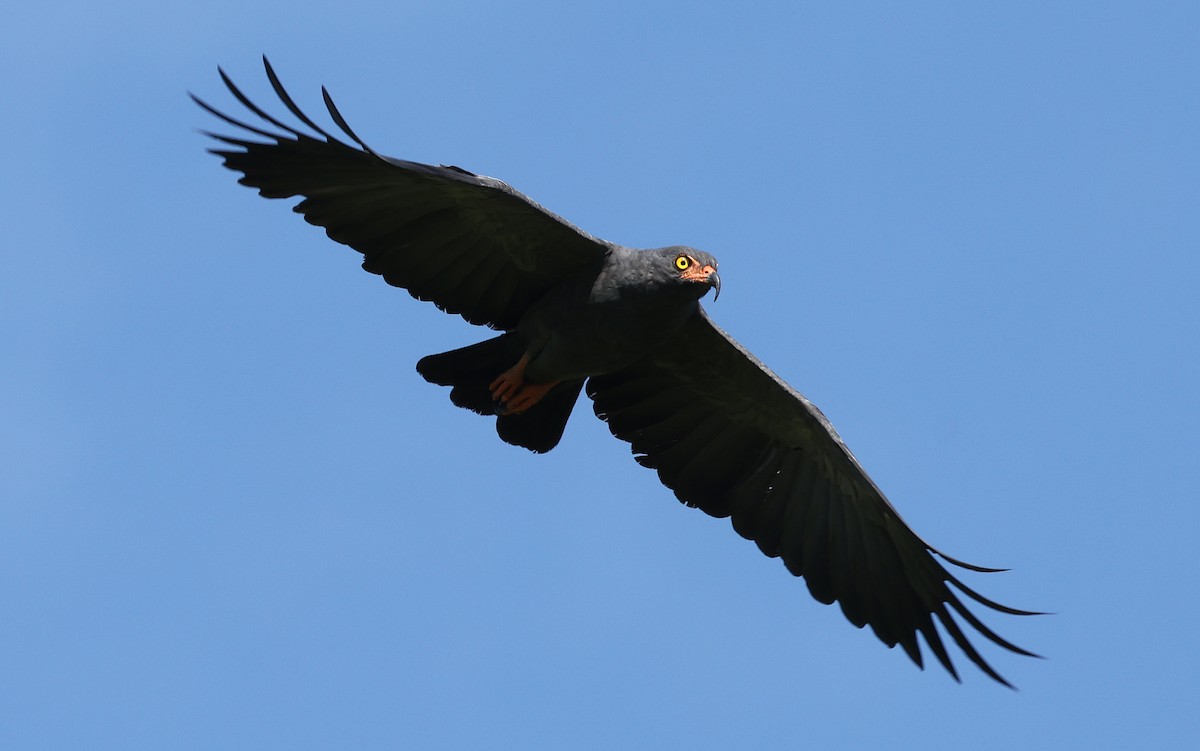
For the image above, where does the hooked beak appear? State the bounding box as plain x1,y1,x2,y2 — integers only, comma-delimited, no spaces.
708,269,721,300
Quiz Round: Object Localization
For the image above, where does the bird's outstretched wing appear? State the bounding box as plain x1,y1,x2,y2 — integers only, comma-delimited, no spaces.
586,308,1040,686
193,58,611,330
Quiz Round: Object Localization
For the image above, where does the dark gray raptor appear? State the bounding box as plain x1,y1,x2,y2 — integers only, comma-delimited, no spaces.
194,58,1040,686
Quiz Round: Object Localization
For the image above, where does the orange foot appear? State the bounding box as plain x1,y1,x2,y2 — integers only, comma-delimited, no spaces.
489,354,530,404
501,381,558,415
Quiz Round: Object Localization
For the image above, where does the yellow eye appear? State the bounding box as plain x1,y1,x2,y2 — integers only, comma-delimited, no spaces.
675,256,691,271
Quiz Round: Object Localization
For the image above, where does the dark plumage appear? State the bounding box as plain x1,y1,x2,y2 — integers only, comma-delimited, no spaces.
194,58,1041,686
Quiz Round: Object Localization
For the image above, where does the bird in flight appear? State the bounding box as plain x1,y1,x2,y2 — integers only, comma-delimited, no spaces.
194,57,1040,687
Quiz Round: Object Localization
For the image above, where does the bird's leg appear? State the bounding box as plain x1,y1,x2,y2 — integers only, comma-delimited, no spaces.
489,353,530,403
489,353,559,414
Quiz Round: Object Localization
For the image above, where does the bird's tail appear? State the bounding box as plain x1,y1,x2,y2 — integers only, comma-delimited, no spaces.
415,334,582,454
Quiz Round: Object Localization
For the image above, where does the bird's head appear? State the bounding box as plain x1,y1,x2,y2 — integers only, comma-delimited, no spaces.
658,246,721,300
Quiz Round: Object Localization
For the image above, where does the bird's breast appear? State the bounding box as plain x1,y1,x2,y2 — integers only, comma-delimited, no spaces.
520,290,697,383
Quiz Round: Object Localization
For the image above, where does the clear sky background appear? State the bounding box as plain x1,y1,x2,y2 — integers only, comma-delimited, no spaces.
3,2,1197,748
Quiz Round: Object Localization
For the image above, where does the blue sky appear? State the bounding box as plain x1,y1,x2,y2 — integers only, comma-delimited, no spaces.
3,1,1198,748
